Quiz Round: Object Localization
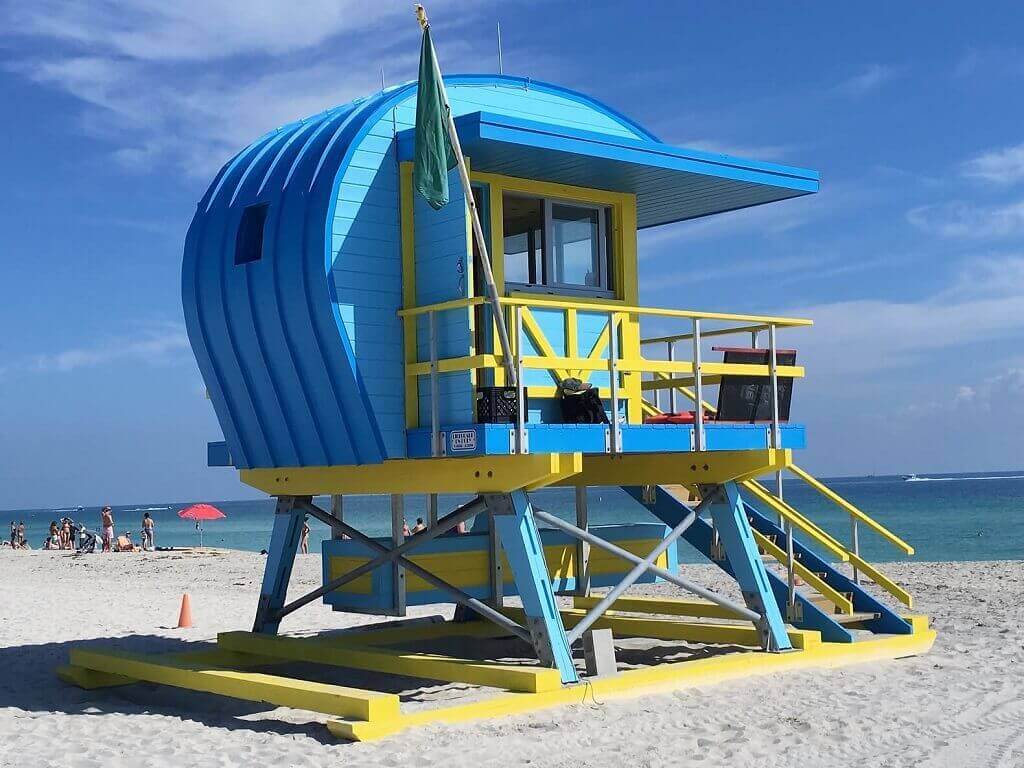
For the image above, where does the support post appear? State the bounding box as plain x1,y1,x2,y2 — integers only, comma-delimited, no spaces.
574,485,591,597
666,341,677,414
850,518,860,585
487,511,504,608
712,482,792,652
692,318,704,451
428,494,439,528
253,496,307,634
485,491,578,684
391,495,407,616
429,310,440,457
330,495,345,539
608,312,621,453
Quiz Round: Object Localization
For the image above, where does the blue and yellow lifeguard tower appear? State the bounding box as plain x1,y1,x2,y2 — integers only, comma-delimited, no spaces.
59,61,934,739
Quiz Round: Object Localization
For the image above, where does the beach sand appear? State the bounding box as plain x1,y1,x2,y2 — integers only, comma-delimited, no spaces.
0,550,1021,767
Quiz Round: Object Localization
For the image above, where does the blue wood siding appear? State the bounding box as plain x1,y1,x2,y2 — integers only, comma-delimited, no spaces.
329,81,649,455
184,76,656,470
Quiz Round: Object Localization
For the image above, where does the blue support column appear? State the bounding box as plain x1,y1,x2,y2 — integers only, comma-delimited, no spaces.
253,496,306,634
486,491,578,684
624,485,855,643
713,482,792,651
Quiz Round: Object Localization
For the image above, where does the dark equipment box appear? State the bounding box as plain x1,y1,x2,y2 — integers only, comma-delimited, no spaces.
475,386,528,424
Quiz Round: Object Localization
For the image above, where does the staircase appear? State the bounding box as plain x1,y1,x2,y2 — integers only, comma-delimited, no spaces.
622,482,915,642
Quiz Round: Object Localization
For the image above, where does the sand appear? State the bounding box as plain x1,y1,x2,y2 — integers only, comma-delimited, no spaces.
0,549,1021,768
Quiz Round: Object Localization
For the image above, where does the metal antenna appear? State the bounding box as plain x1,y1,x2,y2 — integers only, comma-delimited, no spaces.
380,66,386,91
496,21,503,74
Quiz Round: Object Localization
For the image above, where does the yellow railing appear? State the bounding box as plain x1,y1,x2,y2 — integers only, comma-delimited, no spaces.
400,294,812,455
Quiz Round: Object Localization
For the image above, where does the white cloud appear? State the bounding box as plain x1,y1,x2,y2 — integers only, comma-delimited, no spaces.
3,1,421,62
8,325,191,376
786,255,1024,379
961,142,1024,186
2,1,494,177
831,64,895,96
906,199,1024,239
953,368,1024,414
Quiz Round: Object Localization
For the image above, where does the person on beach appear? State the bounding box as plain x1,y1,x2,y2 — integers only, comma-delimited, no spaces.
411,518,426,534
100,507,114,553
299,516,310,554
17,521,26,548
9,521,15,548
141,512,155,551
61,518,72,549
46,521,60,549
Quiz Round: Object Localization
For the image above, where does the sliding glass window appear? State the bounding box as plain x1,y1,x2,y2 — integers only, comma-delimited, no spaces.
502,192,613,297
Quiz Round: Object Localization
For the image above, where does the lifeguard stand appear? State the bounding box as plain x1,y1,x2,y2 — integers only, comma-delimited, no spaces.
59,73,933,740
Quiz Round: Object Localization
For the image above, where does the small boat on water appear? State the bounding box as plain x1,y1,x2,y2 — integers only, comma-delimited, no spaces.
903,474,926,482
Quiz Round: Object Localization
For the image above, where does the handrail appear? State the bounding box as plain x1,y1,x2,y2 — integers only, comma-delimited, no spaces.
398,296,485,317
398,295,813,329
787,465,915,556
499,295,813,328
642,322,783,346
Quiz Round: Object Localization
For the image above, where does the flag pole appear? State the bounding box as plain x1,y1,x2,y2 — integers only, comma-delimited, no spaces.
415,4,517,386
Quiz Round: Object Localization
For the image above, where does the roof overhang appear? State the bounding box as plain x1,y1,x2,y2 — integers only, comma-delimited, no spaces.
397,111,819,229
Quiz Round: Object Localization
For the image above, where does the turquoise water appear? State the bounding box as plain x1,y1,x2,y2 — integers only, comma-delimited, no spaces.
5,473,1023,563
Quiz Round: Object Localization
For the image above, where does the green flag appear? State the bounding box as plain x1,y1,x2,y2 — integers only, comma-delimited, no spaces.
413,26,457,210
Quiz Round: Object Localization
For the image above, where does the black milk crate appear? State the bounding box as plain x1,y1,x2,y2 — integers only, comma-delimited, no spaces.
475,386,528,424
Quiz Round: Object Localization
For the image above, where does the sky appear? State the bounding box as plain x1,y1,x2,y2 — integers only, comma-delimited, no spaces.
1,1,1023,509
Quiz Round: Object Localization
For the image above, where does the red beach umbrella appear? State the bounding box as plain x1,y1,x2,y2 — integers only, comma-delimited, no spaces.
178,504,226,547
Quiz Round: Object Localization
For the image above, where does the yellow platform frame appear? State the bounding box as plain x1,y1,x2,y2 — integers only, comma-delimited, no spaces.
58,605,935,743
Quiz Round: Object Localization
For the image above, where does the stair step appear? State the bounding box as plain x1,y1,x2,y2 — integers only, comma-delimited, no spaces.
834,612,881,625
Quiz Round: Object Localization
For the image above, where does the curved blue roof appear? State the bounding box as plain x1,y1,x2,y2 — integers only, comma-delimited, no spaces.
183,75,654,470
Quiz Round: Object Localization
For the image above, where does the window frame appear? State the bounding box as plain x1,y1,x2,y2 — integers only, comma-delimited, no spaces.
501,192,615,299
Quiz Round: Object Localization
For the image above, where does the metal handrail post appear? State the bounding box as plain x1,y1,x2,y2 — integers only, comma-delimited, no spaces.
514,305,526,454
768,323,794,612
692,318,704,451
429,309,440,457
851,518,860,584
608,312,620,453
667,341,677,414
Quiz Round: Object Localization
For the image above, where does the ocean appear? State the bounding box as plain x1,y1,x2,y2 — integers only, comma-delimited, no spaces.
4,472,1023,564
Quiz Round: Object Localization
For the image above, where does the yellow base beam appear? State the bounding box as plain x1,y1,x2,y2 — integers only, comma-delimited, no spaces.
240,453,582,495
69,647,399,721
572,595,749,621
501,606,821,650
552,449,791,488
217,631,561,694
327,621,936,742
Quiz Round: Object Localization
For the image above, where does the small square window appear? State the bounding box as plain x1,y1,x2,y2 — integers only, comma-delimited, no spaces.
235,204,268,265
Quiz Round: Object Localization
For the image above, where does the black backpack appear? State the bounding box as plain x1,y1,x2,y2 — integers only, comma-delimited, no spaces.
558,379,609,424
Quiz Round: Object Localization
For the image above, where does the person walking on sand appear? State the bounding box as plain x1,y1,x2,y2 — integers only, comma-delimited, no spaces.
141,512,155,551
100,507,114,553
9,521,15,548
299,516,310,554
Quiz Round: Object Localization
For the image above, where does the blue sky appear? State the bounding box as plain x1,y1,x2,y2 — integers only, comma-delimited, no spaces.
1,1,1023,509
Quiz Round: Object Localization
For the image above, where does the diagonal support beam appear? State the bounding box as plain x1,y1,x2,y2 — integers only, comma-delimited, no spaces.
711,482,792,652
280,496,486,619
485,491,579,684
295,499,532,645
565,503,699,644
531,507,759,622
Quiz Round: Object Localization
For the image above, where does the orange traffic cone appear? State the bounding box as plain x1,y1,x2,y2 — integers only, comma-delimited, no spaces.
176,593,193,628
